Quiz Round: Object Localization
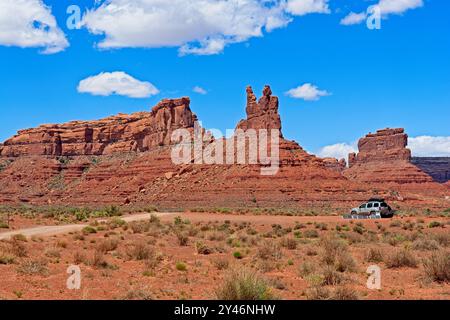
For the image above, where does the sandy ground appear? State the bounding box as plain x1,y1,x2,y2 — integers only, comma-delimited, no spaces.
0,212,448,300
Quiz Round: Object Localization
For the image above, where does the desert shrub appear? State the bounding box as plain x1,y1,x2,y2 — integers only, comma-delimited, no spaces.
73,251,88,265
82,226,97,235
335,252,357,272
322,265,344,285
5,239,27,258
0,254,15,264
212,258,229,270
386,249,418,268
298,262,316,278
280,237,297,250
233,251,243,259
44,247,61,258
97,238,119,253
429,221,443,228
383,233,407,246
332,286,359,300
304,230,319,238
412,238,440,251
176,232,189,246
17,259,49,276
122,286,153,300
109,217,126,229
257,241,282,260
365,247,384,263
305,246,318,256
433,233,449,247
320,236,347,265
305,286,332,300
389,221,402,228
215,268,276,300
126,241,154,261
196,241,213,255
129,221,150,234
208,231,226,241
176,262,187,271
422,251,450,283
352,225,365,235
91,250,110,269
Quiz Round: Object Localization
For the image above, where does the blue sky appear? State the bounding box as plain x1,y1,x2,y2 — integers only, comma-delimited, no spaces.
0,0,449,159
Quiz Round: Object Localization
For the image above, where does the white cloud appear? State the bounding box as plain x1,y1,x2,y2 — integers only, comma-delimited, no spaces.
193,86,208,95
286,83,330,101
77,72,159,98
340,12,367,26
286,0,330,16
341,0,424,26
81,0,331,55
409,136,450,157
317,143,357,161
0,0,68,54
377,0,423,16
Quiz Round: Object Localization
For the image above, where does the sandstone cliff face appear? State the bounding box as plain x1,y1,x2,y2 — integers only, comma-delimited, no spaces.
345,128,432,184
0,98,197,157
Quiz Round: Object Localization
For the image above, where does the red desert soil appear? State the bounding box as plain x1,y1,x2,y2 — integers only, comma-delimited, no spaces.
0,212,449,300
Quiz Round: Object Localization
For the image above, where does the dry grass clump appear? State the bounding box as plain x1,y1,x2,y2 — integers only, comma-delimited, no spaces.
175,231,189,246
320,236,357,272
0,239,27,258
17,259,49,276
365,247,384,263
215,268,277,300
280,237,297,250
257,240,282,260
196,241,214,255
212,257,229,270
298,261,316,278
412,238,440,251
96,238,119,253
305,285,359,300
129,221,150,234
386,248,418,268
422,250,450,283
73,251,88,265
125,241,155,261
122,286,153,300
44,246,61,259
332,286,360,300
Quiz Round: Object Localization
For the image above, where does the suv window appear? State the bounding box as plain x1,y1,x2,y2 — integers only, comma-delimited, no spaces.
367,203,373,208
373,203,379,207
360,204,366,209
381,203,388,208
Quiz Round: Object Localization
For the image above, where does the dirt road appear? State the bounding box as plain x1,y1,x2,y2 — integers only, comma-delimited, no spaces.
0,212,178,240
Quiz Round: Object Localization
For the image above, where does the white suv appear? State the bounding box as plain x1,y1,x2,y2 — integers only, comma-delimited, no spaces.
350,198,394,218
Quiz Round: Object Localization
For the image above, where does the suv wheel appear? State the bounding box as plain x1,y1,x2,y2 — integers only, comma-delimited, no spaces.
351,211,357,215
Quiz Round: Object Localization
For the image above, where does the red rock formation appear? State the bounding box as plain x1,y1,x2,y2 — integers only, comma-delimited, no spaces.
322,158,347,173
345,128,432,184
236,85,282,137
348,128,411,168
0,98,197,157
0,88,448,209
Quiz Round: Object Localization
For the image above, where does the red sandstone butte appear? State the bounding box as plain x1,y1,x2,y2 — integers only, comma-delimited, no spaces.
0,97,197,157
344,128,433,184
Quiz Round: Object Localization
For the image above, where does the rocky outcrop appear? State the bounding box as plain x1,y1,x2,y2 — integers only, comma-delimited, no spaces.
411,157,450,183
322,158,347,173
348,128,411,168
0,98,197,157
236,85,282,137
345,128,433,184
